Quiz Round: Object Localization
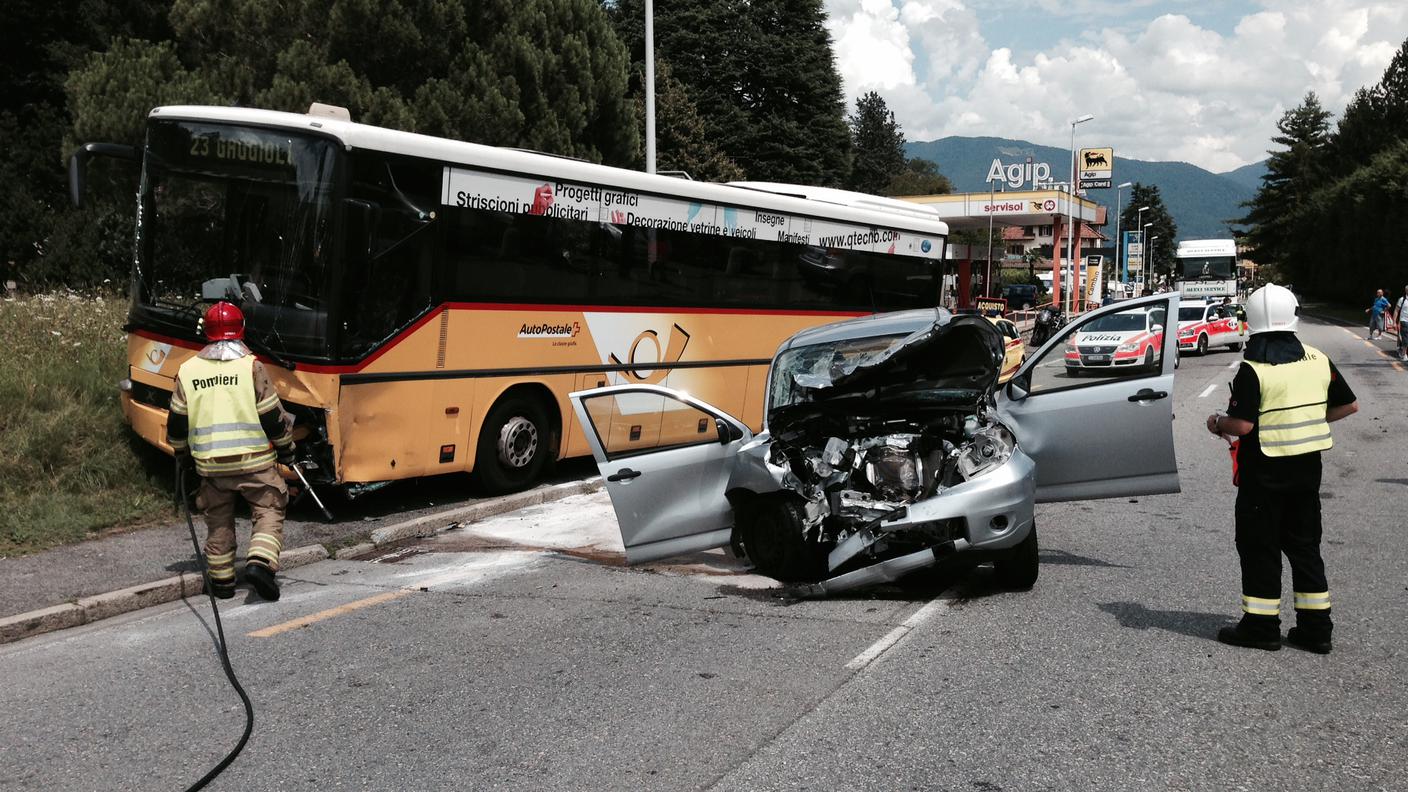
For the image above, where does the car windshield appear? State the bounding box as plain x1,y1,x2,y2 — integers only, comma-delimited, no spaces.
1082,312,1147,332
769,334,906,409
133,120,338,358
1178,307,1207,321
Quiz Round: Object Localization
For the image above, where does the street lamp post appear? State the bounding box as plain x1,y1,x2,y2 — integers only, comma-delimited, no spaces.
1067,114,1094,314
644,0,656,174
1148,233,1160,290
1135,206,1149,292
1115,182,1132,288
1137,222,1148,293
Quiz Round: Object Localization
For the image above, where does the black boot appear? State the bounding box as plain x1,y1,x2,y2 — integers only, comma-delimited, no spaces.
1217,615,1281,651
243,562,281,601
1286,610,1332,654
206,579,235,600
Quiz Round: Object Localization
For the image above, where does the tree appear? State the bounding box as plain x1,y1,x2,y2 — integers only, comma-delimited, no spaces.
610,0,850,185
846,91,905,194
647,60,745,182
33,0,640,289
1236,92,1332,278
1118,183,1177,282
885,158,953,196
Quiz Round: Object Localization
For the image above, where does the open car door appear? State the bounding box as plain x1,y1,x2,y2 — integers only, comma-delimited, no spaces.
998,292,1181,502
569,384,751,564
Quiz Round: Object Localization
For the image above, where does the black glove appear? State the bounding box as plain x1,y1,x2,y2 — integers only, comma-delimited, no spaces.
277,444,297,466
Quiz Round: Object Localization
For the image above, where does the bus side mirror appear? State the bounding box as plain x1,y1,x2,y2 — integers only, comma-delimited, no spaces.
67,143,139,208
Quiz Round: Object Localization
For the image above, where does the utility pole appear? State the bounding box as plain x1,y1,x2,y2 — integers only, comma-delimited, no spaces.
1115,182,1132,290
1067,114,1093,314
644,0,656,174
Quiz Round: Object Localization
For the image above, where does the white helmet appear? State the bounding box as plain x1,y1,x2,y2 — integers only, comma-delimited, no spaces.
1245,284,1299,335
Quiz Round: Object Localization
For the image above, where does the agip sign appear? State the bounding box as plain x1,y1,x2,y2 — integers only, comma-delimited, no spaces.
985,158,1052,190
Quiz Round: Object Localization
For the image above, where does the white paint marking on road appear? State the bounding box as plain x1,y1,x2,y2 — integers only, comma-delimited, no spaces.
1198,383,1219,399
1227,361,1240,370
845,597,950,671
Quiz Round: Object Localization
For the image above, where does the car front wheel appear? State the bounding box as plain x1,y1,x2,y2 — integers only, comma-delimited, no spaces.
1197,334,1209,355
993,523,1039,590
738,497,825,582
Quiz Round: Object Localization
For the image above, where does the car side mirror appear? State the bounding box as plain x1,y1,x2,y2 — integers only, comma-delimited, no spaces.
715,418,737,445
1006,378,1029,401
1151,324,1164,335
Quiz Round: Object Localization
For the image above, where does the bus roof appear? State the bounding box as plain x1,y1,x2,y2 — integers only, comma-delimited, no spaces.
149,105,950,237
1175,239,1236,257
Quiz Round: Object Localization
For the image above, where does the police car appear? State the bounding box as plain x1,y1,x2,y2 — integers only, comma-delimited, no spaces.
1065,304,1167,375
1176,301,1247,355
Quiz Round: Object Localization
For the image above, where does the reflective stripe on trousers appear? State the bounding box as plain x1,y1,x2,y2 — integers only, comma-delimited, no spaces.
1241,595,1280,616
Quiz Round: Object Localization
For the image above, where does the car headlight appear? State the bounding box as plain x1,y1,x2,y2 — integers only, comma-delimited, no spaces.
1178,328,1195,337
1117,339,1141,352
957,424,1014,480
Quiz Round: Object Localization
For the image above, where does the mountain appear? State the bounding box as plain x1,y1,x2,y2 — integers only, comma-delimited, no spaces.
903,136,1256,240
1219,160,1268,191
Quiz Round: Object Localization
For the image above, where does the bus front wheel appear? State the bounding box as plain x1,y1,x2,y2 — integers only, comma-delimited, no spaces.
475,396,552,494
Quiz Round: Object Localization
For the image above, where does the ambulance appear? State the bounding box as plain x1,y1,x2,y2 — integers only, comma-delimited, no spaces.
1176,300,1247,355
1065,303,1167,375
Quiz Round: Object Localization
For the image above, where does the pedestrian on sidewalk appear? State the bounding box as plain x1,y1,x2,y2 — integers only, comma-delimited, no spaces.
1396,285,1408,362
167,302,296,601
1206,284,1358,654
1366,288,1390,339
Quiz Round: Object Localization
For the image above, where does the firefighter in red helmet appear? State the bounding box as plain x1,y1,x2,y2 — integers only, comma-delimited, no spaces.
166,302,295,600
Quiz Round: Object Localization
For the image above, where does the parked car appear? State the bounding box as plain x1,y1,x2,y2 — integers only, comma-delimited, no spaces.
568,293,1181,596
987,315,1026,383
1004,283,1041,308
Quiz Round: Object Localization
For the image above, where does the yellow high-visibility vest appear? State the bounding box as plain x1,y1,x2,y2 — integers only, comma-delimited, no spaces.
177,355,273,465
1246,344,1333,457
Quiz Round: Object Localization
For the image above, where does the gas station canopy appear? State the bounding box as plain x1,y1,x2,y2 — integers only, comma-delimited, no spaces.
897,189,1102,232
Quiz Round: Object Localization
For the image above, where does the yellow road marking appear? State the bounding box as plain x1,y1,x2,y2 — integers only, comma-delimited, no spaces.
248,590,410,638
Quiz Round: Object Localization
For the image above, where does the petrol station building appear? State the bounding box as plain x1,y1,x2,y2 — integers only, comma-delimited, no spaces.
898,188,1104,312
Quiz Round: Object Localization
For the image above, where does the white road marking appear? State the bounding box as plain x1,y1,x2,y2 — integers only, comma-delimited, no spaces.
845,597,950,671
1226,361,1240,370
1198,383,1219,399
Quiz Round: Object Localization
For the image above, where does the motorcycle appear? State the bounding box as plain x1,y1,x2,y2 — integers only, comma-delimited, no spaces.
1031,307,1064,345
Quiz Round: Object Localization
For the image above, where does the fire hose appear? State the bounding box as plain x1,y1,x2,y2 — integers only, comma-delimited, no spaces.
175,457,254,791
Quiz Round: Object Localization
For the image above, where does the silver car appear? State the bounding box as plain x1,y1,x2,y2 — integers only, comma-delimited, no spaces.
569,293,1181,595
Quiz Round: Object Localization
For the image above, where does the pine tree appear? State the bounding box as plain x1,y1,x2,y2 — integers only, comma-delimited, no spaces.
1118,183,1177,282
610,0,850,186
846,91,906,195
1237,93,1332,277
648,60,745,182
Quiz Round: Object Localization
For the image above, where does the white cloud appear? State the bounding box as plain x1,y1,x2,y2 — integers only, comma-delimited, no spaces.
824,0,1408,171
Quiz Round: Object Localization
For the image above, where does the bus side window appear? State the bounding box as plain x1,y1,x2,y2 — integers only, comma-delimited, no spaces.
341,151,438,357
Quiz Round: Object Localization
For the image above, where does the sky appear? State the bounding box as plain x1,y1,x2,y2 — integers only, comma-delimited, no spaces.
823,0,1408,172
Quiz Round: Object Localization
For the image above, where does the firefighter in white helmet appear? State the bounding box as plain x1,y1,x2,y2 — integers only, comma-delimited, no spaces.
1206,284,1358,653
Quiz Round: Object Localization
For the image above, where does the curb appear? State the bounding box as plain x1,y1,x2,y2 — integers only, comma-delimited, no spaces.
0,477,603,646
0,544,328,646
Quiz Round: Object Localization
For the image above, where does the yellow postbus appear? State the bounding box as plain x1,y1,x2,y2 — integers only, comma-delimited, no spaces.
72,104,949,494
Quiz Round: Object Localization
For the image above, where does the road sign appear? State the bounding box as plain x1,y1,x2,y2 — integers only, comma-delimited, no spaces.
1079,146,1113,190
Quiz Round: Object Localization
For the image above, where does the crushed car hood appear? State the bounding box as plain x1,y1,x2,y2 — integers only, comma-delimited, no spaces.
769,312,1005,433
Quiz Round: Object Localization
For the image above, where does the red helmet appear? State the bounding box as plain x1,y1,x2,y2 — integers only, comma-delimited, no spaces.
202,301,245,341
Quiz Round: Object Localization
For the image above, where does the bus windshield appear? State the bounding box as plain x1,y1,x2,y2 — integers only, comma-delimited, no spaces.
134,120,338,357
1177,256,1235,280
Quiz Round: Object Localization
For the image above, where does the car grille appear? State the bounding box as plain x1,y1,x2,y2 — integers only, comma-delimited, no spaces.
1079,345,1116,354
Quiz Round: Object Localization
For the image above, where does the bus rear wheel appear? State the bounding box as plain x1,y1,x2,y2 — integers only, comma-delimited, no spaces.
474,395,552,494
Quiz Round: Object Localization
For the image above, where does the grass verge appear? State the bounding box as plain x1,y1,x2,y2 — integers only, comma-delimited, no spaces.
0,292,173,556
